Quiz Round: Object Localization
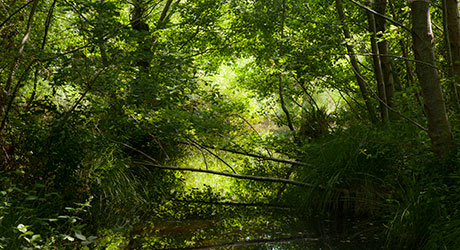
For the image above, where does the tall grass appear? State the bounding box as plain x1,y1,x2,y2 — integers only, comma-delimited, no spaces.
279,122,460,248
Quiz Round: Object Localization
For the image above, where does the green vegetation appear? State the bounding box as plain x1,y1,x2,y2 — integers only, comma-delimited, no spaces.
1,0,460,249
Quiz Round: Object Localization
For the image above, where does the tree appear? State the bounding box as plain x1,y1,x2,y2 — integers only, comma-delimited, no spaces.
442,0,460,109
409,0,453,157
367,0,389,122
374,0,396,117
335,0,378,123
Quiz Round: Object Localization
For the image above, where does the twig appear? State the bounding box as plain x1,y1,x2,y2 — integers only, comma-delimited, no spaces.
194,143,312,167
0,0,35,30
0,59,37,132
184,140,208,170
109,139,159,164
122,107,171,160
187,138,237,174
344,0,410,32
232,113,273,157
294,77,320,111
69,65,111,113
346,58,428,131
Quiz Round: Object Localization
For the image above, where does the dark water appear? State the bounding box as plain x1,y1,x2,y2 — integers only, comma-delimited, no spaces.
132,206,381,249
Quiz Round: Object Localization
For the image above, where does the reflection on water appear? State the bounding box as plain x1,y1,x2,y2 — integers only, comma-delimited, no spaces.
128,205,381,249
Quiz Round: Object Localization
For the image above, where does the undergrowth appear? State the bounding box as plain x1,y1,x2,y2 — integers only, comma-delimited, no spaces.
282,122,460,249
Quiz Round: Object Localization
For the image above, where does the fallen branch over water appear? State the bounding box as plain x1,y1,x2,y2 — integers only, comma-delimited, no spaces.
162,235,319,250
134,162,318,188
183,142,312,167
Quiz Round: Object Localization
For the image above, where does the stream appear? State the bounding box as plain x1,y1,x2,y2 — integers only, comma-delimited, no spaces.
126,204,382,249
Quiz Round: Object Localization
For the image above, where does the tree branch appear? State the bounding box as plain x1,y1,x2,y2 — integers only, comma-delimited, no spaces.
344,0,411,32
191,143,312,167
187,138,237,174
134,161,318,188
0,0,35,30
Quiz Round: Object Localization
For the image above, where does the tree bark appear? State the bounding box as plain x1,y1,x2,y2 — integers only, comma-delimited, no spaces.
374,0,396,118
443,0,460,109
388,0,424,108
158,0,174,26
367,3,389,122
410,0,453,157
335,0,378,123
130,0,151,69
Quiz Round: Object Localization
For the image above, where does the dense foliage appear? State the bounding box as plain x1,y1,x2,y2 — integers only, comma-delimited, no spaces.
1,0,460,249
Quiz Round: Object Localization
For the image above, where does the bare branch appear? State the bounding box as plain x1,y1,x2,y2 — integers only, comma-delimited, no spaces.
346,57,428,131
110,139,160,164
194,143,312,167
187,138,237,174
184,140,209,169
69,65,112,113
0,0,34,30
134,161,318,188
232,113,273,157
344,0,411,32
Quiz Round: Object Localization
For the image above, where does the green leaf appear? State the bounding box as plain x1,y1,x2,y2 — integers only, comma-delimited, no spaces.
17,224,27,233
63,235,75,242
25,195,38,201
75,231,86,241
31,234,42,243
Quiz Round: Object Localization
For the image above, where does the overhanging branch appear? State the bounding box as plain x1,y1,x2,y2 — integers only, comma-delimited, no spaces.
195,143,312,167
344,0,411,32
134,161,319,189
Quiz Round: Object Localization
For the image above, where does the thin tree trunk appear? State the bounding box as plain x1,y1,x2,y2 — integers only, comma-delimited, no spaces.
130,0,151,69
410,0,453,157
335,0,378,123
443,0,460,109
158,0,174,25
374,0,396,119
0,0,39,132
367,2,388,122
29,0,57,105
278,0,295,132
388,0,423,108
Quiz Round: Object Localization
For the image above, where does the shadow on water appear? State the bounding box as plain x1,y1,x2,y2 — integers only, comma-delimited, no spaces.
125,203,383,250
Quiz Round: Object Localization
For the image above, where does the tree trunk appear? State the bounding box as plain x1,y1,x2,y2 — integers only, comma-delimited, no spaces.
374,0,396,119
367,3,389,123
443,0,460,109
410,0,453,157
130,0,151,69
388,0,424,109
1,0,39,133
279,0,295,132
335,0,378,123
